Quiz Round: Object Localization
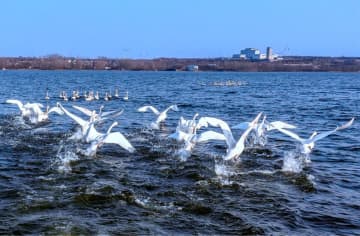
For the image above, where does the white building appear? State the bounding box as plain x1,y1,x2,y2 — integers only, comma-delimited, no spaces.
186,65,199,71
233,47,274,60
240,48,262,60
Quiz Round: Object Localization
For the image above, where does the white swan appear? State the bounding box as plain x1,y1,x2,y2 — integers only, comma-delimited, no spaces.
275,117,355,154
223,112,262,160
85,91,94,101
138,105,179,129
6,99,44,118
194,113,262,161
82,121,135,156
175,130,228,160
169,113,199,142
174,115,237,160
57,102,96,140
123,91,128,101
72,105,123,123
94,91,100,100
232,115,296,146
196,116,236,150
114,88,120,98
27,104,64,124
45,90,50,100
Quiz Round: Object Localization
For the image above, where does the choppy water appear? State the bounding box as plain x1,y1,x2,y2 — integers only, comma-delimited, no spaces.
0,70,359,235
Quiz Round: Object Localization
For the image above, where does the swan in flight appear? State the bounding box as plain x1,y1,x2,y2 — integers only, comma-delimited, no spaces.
169,113,217,160
195,113,262,161
196,116,236,150
82,121,135,157
72,105,123,124
138,105,179,129
176,130,228,160
6,99,44,118
27,104,64,124
232,115,296,146
6,99,63,124
57,102,96,140
169,113,199,142
275,117,355,154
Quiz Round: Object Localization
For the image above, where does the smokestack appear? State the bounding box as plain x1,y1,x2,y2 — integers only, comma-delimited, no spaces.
266,47,273,61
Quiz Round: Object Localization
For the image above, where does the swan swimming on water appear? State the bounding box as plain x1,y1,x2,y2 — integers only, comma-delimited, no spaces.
275,117,355,155
123,91,128,101
45,90,50,100
138,105,179,129
82,121,135,157
114,88,120,98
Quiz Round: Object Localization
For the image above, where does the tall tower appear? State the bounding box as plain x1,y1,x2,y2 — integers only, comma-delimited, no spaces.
266,47,273,61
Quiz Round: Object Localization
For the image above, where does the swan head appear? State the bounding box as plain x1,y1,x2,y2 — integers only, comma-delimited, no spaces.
99,105,104,113
193,113,199,120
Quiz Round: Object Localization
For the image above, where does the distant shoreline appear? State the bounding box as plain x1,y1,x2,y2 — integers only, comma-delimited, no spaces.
1,56,360,72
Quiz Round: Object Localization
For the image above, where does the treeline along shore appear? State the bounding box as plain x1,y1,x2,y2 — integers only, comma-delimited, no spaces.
1,56,360,72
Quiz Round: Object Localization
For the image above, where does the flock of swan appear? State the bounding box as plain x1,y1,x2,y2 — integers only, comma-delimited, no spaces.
5,99,355,169
48,88,129,102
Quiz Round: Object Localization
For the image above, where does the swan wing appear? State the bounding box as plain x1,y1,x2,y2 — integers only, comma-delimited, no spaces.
48,107,64,115
103,132,135,153
58,103,87,127
169,130,190,142
336,117,355,131
138,106,160,115
6,99,24,110
165,104,179,112
101,109,124,119
197,117,235,148
195,131,227,143
72,105,93,117
224,112,263,161
85,123,103,143
276,127,304,143
232,122,250,130
309,118,355,144
267,121,297,131
307,130,336,144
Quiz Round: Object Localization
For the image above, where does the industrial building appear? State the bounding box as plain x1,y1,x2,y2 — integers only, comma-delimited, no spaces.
232,47,277,61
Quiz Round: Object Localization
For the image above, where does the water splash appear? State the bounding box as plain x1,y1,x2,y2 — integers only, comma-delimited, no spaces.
54,143,79,173
306,174,316,187
176,148,191,162
282,151,304,173
14,116,31,129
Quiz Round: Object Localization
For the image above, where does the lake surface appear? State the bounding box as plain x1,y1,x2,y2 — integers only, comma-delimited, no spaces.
0,70,359,235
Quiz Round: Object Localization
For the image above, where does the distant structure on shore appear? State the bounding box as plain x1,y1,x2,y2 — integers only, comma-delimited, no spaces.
232,47,280,61
186,64,199,71
1,55,360,72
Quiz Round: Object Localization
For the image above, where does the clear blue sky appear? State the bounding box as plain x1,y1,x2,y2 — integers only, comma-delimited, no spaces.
0,0,359,58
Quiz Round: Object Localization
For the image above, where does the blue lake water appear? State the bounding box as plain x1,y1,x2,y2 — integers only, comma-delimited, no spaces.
0,70,359,235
